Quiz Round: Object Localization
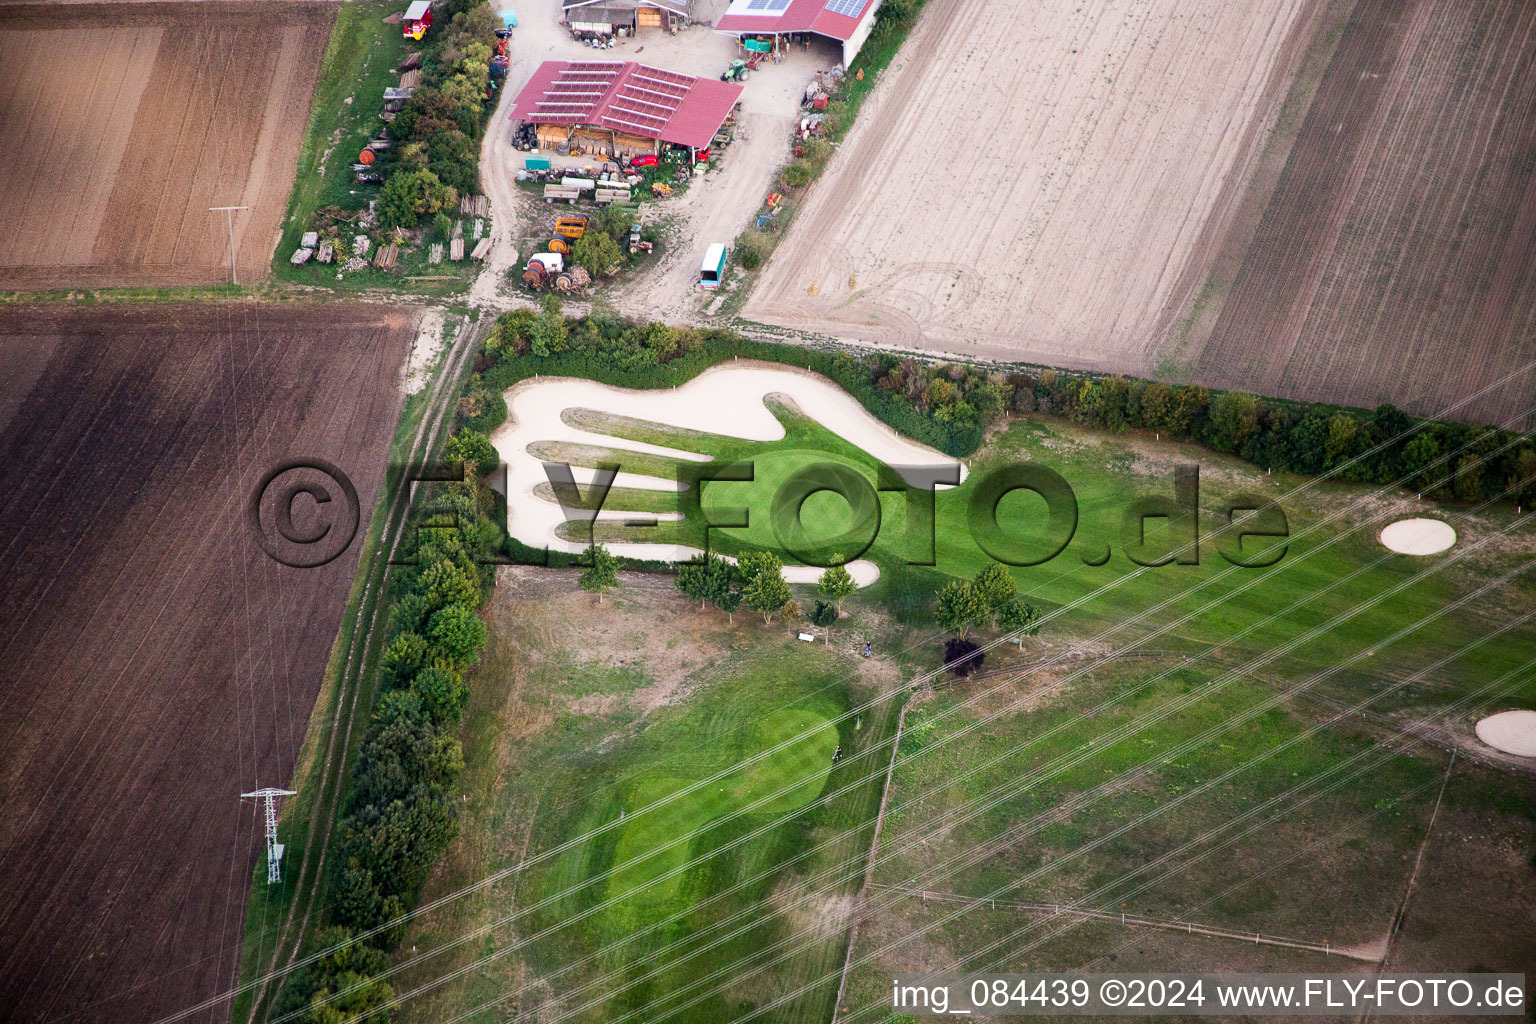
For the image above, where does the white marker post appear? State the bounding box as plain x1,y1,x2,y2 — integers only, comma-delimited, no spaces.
210,205,250,285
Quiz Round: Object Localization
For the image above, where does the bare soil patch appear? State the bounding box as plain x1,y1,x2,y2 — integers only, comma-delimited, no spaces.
1191,0,1536,428
0,2,332,290
0,301,414,1023
1378,773,1536,981
743,0,1316,368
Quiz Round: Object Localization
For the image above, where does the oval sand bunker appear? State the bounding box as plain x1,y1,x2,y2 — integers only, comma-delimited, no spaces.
1378,518,1456,555
1475,710,1536,757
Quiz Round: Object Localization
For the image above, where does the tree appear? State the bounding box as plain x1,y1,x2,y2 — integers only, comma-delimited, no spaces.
715,587,742,625
419,557,482,614
381,631,429,686
411,665,468,727
734,550,783,590
971,563,1016,621
427,603,487,665
1324,412,1362,469
818,563,857,608
1401,433,1441,492
579,543,620,603
572,230,623,277
276,926,394,1024
1514,447,1536,507
935,579,987,639
743,569,792,624
676,553,714,609
678,552,733,611
444,429,498,475
997,600,1041,646
378,168,448,229
1206,391,1260,453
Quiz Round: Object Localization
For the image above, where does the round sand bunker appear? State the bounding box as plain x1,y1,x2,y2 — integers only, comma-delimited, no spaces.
1475,710,1536,757
1378,518,1456,555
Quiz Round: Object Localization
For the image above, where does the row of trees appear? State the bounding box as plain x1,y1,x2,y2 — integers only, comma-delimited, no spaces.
467,307,1536,506
673,550,794,624
936,563,1041,642
999,368,1536,505
378,3,501,230
276,435,501,1023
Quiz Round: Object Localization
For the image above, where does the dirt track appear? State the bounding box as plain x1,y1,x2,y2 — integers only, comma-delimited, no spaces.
742,0,1314,367
0,3,331,290
1191,0,1536,428
0,302,414,1023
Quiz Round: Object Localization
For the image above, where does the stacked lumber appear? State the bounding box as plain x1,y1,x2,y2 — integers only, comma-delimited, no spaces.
291,248,313,265
470,237,493,260
316,240,334,264
450,238,465,261
400,69,421,89
459,194,490,218
429,243,443,264
400,51,423,71
372,243,398,269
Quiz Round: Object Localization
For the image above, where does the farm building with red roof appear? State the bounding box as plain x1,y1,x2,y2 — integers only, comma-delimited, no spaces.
509,60,743,161
715,0,883,65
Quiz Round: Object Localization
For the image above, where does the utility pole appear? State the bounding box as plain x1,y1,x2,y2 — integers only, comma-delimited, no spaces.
242,787,298,884
210,205,250,285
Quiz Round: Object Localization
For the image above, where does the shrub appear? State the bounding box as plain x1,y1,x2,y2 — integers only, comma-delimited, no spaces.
444,429,498,475
572,229,623,277
810,600,839,627
780,162,813,188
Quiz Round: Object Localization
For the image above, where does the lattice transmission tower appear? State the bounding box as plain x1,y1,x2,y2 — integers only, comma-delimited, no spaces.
241,787,297,884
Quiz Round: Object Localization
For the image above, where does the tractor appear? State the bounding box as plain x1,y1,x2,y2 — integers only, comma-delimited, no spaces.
721,59,749,83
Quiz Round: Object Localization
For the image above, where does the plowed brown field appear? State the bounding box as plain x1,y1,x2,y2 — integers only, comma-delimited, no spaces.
0,3,332,290
1193,0,1536,427
743,0,1316,369
0,302,415,1023
745,0,1536,426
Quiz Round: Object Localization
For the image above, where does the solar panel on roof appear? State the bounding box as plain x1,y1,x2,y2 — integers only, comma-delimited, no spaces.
824,0,865,14
746,0,792,11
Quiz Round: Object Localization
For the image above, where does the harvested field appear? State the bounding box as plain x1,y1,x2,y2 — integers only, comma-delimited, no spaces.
1192,0,1536,428
0,302,415,1023
743,0,1316,368
0,2,332,290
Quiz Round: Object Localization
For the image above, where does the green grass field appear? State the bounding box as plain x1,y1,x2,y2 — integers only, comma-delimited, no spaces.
563,403,1536,714
395,576,902,1024
399,393,1535,1024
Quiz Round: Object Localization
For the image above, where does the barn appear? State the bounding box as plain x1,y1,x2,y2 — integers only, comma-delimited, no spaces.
510,60,743,163
715,0,883,65
563,0,694,37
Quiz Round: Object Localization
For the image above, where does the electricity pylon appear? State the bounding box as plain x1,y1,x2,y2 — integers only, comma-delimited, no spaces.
242,787,297,884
